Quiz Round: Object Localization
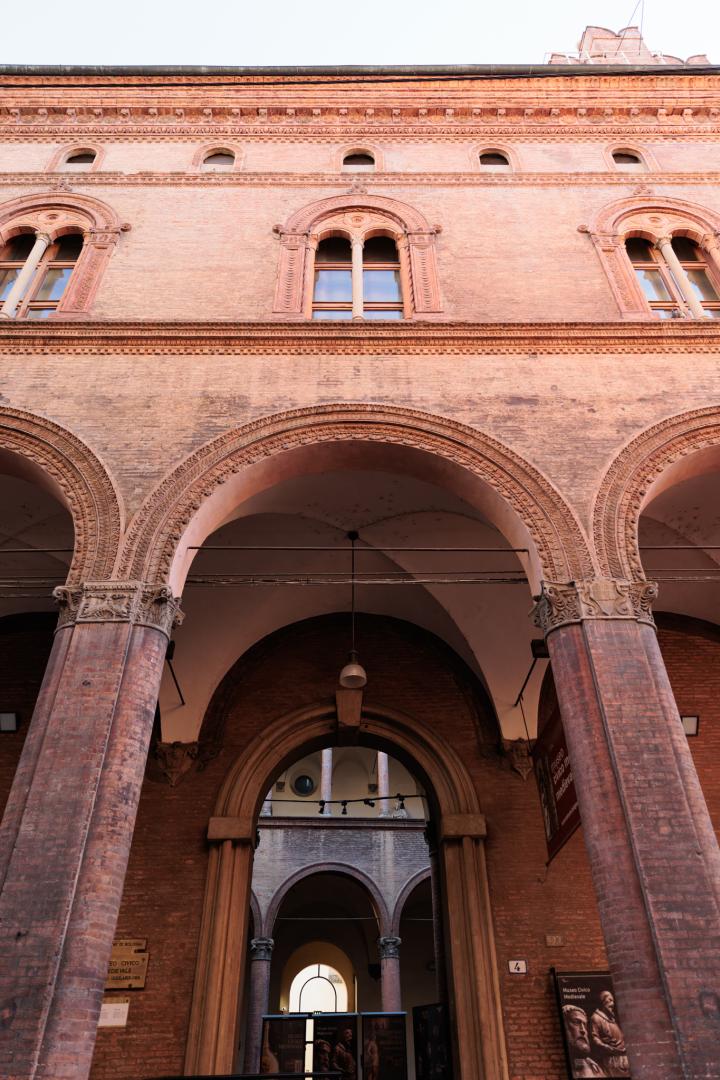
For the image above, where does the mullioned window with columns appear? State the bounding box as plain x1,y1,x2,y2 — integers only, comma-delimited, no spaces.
272,194,443,320
585,196,720,320
0,193,124,320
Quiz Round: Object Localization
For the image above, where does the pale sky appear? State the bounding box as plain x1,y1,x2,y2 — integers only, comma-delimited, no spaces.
0,0,718,67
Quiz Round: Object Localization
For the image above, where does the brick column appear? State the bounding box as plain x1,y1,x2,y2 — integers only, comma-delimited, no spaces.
534,578,720,1080
378,935,402,1012
0,580,181,1080
243,937,274,1073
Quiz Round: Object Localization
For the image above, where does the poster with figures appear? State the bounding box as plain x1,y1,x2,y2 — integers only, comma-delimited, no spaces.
259,1015,306,1074
313,1013,359,1076
362,1012,407,1080
413,1002,452,1079
554,971,631,1078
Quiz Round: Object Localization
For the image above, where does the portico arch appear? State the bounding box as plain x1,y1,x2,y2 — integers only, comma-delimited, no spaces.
184,698,509,1080
594,405,720,580
0,405,123,583
121,403,594,594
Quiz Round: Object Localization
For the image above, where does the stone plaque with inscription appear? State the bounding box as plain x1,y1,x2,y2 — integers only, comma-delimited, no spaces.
105,939,149,990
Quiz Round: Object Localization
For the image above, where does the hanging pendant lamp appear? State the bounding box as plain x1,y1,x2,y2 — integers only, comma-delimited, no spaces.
338,530,368,689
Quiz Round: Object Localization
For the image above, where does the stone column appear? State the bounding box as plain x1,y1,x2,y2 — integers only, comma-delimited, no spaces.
377,750,390,816
351,237,364,319
243,937,275,1073
321,746,333,814
0,232,50,319
534,578,720,1080
655,235,707,319
0,581,181,1080
378,935,402,1013
424,823,447,1003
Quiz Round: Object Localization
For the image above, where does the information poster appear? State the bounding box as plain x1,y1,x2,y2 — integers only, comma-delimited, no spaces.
313,1013,359,1076
532,707,580,861
260,1014,307,1075
554,971,631,1078
362,1012,408,1080
413,1002,452,1079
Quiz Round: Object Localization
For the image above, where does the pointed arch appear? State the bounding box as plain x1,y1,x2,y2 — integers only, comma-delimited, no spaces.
0,405,123,582
594,406,720,579
119,403,595,592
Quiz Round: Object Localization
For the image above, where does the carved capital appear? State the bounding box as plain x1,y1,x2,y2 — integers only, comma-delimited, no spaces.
151,740,199,786
532,579,658,636
53,579,183,638
250,937,274,962
502,738,533,780
378,935,402,959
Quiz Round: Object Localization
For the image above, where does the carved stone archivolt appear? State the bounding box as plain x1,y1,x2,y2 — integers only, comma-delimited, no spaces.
53,580,183,638
119,403,595,590
532,578,658,636
0,405,123,583
594,406,720,580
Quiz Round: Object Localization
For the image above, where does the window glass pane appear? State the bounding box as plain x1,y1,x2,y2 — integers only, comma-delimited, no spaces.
343,153,374,166
480,152,509,166
34,267,72,302
634,268,671,301
26,307,53,318
613,151,640,164
656,307,681,319
363,269,401,302
363,309,404,320
625,238,654,263
51,234,83,262
0,268,19,301
204,152,234,166
313,269,352,302
363,236,398,263
315,238,352,263
312,310,353,320
686,269,719,302
1,234,34,262
706,308,720,318
671,237,699,262
66,151,95,164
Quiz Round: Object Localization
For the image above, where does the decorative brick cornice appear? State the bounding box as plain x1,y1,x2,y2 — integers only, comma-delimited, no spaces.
2,319,720,355
53,579,183,637
5,170,720,187
532,578,658,635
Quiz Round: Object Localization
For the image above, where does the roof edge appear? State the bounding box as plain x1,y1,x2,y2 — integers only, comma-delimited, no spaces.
0,63,717,78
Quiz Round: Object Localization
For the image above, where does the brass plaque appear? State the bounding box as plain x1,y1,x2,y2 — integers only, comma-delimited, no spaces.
105,939,149,990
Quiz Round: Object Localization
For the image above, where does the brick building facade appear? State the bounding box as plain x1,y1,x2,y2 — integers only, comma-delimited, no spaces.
1,23,720,1080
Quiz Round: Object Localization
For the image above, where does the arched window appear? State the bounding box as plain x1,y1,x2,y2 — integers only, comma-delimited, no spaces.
612,149,646,172
62,149,97,171
202,149,235,171
342,151,375,172
0,231,83,319
273,194,442,319
289,964,349,1013
312,235,403,320
479,149,511,171
625,236,720,318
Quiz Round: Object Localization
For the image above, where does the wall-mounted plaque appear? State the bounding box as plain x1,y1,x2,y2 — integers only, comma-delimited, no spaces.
313,1013,358,1075
260,1015,307,1074
413,1003,452,1080
98,996,130,1028
362,1012,408,1080
105,939,149,990
554,970,631,1078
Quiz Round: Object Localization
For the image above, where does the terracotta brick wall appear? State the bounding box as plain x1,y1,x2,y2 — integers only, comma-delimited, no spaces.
0,613,718,1078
